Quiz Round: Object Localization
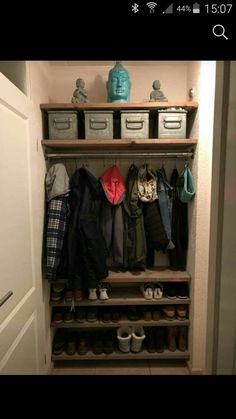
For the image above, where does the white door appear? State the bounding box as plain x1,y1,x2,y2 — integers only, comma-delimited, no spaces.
0,71,46,374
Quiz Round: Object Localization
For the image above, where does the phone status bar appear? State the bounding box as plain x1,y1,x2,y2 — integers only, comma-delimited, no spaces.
131,3,233,15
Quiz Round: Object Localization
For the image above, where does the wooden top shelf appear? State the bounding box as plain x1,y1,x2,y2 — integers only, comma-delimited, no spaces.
40,101,198,112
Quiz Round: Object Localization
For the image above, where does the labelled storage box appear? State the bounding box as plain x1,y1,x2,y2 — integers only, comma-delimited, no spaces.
121,110,149,139
84,111,114,139
48,110,78,139
158,108,187,139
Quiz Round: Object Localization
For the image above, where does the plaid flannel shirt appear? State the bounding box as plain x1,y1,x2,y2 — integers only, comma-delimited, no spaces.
46,196,69,280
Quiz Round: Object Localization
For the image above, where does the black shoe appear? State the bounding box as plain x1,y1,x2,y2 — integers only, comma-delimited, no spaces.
176,283,188,298
155,328,165,353
145,329,156,353
127,306,141,321
165,284,177,299
103,331,115,354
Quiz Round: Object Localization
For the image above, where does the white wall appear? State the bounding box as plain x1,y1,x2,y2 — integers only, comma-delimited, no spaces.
217,61,236,374
27,61,52,373
49,61,188,103
186,61,216,373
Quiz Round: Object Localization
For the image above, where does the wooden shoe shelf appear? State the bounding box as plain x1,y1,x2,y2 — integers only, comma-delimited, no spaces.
42,102,197,363
50,268,191,361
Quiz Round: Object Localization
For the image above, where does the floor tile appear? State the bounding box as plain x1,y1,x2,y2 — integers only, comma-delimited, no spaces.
148,360,189,375
95,360,150,375
52,361,96,375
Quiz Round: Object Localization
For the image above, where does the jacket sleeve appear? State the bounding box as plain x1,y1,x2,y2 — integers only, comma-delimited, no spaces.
45,197,69,281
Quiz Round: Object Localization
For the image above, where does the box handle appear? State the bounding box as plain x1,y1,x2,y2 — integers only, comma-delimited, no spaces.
126,119,144,130
89,119,108,130
53,118,73,130
163,117,182,130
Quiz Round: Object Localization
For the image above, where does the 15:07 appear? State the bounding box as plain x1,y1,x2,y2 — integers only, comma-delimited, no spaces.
205,4,233,13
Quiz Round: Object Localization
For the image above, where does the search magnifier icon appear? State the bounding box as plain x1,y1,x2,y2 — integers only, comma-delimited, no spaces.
212,24,228,40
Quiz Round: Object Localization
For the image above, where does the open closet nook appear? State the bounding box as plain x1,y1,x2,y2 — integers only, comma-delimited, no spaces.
41,99,197,363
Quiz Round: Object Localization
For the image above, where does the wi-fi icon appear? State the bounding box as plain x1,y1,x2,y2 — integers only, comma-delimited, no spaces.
146,2,157,13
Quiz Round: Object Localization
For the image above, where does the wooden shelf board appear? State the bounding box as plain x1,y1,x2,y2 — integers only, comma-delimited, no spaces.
41,101,198,111
107,268,191,283
51,319,190,328
52,349,190,361
50,290,190,307
42,138,197,151
46,269,191,285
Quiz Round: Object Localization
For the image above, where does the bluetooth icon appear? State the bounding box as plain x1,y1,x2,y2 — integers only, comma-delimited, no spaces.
132,3,139,13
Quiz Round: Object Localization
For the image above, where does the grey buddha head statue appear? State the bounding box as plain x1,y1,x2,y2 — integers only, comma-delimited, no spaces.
107,61,131,102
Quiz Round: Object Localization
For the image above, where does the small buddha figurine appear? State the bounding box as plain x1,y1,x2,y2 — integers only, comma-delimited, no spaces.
150,80,168,102
107,61,131,102
72,78,88,103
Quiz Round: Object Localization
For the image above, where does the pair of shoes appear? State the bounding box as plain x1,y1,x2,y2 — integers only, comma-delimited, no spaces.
117,326,146,353
91,331,115,355
88,283,111,300
143,308,161,321
145,328,165,353
162,305,176,320
140,283,163,300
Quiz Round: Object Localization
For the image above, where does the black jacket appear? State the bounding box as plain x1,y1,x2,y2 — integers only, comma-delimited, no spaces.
67,168,108,289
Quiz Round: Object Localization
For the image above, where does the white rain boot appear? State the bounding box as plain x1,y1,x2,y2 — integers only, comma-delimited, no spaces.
117,326,132,353
130,326,146,353
88,288,98,300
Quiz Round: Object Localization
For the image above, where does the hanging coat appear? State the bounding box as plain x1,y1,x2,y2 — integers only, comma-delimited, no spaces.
67,168,108,289
123,164,146,269
99,165,126,266
168,168,188,270
45,164,70,281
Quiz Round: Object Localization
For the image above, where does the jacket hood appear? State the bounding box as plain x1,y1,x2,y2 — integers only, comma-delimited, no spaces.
100,165,126,205
45,163,70,201
123,164,142,217
137,164,158,202
70,168,104,200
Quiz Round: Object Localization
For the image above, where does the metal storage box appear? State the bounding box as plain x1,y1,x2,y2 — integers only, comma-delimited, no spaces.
48,110,78,139
158,108,187,139
121,110,149,139
84,111,114,139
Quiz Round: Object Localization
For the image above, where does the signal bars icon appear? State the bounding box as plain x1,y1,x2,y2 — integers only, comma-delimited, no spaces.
146,2,157,13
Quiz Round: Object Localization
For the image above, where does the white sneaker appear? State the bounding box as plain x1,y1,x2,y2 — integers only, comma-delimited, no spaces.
99,287,109,300
153,283,163,299
88,288,98,300
140,284,153,299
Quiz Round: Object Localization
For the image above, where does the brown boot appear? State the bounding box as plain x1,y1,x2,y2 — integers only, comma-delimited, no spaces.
167,326,177,351
178,326,188,351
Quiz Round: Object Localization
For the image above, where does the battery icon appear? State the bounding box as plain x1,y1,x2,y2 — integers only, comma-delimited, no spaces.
193,2,200,13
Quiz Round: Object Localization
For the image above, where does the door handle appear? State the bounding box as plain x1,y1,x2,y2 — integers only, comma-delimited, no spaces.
0,291,13,307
